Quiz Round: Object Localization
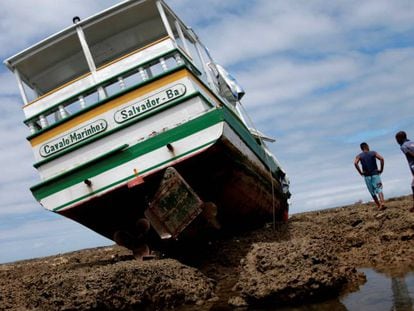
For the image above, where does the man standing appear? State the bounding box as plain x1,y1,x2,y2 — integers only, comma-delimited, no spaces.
354,142,385,210
395,131,414,212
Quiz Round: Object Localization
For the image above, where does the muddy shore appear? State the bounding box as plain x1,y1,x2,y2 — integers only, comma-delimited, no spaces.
1,196,413,310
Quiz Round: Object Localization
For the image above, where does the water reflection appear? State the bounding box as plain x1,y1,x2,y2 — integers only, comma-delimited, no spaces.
259,299,348,311
390,277,413,311
247,269,414,311
341,269,414,311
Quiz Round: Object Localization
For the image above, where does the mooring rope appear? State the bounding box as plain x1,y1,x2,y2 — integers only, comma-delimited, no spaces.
237,102,277,230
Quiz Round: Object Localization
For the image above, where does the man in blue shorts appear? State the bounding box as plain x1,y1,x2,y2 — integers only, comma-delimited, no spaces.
395,131,414,212
354,142,385,210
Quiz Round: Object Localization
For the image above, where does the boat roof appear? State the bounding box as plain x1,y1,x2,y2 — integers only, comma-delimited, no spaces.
4,0,188,94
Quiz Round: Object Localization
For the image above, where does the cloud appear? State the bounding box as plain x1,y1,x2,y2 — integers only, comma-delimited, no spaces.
190,0,414,66
346,0,414,30
0,215,111,263
0,72,19,96
0,0,120,59
0,202,37,217
235,54,360,108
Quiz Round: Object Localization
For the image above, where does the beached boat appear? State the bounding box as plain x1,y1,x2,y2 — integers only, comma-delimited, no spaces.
4,0,290,256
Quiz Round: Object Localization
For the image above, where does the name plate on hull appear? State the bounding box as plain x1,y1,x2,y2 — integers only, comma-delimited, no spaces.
114,83,186,123
39,120,108,157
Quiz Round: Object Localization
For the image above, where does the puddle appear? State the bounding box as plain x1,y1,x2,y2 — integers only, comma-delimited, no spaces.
341,268,414,311
241,269,414,311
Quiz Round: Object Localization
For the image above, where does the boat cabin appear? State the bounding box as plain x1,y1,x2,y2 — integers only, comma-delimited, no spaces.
5,0,246,181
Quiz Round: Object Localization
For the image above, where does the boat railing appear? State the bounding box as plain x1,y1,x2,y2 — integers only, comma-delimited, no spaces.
25,50,199,136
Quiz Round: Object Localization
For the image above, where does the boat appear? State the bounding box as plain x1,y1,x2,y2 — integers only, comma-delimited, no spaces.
4,0,290,257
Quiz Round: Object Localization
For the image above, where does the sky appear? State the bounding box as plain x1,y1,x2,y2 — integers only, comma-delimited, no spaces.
0,0,413,264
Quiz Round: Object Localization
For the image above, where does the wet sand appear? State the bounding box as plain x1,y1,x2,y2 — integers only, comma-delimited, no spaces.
1,195,413,310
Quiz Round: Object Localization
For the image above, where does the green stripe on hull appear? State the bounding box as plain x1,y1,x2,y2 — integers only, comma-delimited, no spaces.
52,139,217,212
33,91,206,168
31,105,280,208
31,108,225,200
222,108,278,173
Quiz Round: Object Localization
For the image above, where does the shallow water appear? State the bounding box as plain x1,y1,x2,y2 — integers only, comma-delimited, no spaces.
249,268,414,311
341,269,414,311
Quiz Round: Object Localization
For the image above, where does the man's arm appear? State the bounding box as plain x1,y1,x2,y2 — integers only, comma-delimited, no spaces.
375,152,384,174
401,143,414,157
354,156,363,175
405,149,414,158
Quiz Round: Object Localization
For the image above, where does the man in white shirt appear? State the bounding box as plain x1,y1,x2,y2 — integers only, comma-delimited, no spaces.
395,131,414,212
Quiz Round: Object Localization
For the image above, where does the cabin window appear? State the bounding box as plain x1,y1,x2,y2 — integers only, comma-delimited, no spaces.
13,32,90,98
170,19,189,58
84,1,167,69
11,1,168,101
105,80,124,97
19,79,38,103
18,0,203,135
123,70,142,88
25,49,193,135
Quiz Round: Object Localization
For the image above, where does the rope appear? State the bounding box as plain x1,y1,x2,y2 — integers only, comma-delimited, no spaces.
237,102,277,230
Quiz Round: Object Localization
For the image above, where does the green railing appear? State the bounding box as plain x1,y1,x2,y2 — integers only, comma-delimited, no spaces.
25,49,201,136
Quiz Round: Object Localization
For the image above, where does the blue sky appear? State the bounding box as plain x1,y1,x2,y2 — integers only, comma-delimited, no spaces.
1,0,414,263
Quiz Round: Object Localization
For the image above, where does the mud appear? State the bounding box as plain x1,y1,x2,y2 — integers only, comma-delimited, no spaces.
1,196,413,310
0,248,216,310
235,239,361,307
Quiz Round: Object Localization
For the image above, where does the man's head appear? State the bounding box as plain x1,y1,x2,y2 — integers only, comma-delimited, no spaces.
360,142,369,151
395,131,407,145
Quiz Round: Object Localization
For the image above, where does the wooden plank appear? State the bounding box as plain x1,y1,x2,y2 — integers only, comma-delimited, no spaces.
145,167,203,239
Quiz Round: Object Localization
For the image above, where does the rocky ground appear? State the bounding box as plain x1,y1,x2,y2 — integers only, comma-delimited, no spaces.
1,196,413,310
